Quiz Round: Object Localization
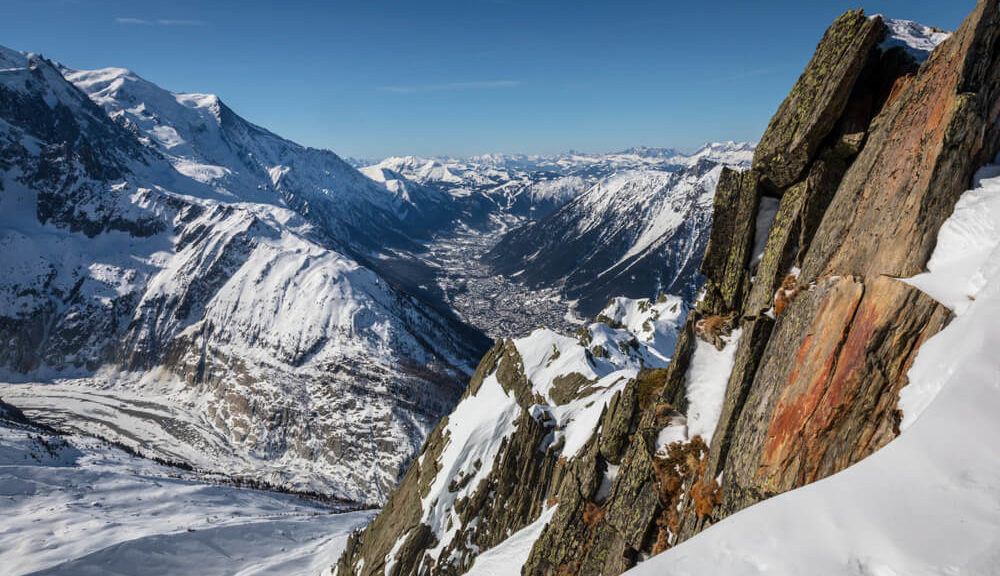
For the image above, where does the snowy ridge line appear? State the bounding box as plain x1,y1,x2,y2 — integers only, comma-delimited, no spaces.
371,295,688,573
0,44,479,502
875,16,952,63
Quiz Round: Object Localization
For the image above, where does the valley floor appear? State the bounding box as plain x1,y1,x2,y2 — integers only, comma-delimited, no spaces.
0,422,373,576
403,214,585,340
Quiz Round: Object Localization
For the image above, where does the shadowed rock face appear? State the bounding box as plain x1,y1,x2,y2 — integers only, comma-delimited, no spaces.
336,3,1000,576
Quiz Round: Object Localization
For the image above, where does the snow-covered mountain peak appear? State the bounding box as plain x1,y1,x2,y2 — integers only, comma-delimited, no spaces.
618,146,684,159
684,140,756,166
59,61,457,252
0,45,28,68
877,17,952,63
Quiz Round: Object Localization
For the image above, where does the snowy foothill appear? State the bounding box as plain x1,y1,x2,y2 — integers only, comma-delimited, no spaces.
403,296,687,567
0,418,373,576
623,162,1000,575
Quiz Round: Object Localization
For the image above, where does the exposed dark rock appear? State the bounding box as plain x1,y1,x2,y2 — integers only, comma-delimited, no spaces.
336,3,1000,576
752,11,885,192
698,168,760,314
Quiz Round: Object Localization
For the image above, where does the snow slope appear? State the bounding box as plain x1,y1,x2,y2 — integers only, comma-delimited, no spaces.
623,162,1000,575
488,161,727,315
384,296,687,570
0,412,373,576
0,46,481,503
879,18,952,63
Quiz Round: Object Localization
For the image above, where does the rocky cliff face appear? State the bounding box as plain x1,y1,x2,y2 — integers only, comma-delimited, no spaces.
336,2,1000,574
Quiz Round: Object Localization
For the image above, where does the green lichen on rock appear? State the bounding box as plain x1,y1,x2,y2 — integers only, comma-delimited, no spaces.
599,380,639,465
699,168,761,314
753,10,885,191
550,372,599,406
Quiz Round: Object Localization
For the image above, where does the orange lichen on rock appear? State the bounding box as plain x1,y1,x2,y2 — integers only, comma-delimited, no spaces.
760,276,949,491
650,436,714,555
774,273,808,315
695,313,736,349
582,501,605,528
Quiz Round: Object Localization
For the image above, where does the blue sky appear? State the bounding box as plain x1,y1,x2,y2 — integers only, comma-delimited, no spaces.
1,0,973,158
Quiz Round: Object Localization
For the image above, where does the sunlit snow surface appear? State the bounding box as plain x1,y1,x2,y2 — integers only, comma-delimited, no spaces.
0,422,372,576
0,45,477,503
878,17,952,62
394,296,687,569
465,506,558,576
683,329,742,444
622,163,1000,575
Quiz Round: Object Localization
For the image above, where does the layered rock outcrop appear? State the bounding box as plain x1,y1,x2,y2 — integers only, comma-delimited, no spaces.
337,2,1000,575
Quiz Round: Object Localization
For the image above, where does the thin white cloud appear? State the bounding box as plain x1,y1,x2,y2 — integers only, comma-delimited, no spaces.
114,17,208,27
378,80,520,94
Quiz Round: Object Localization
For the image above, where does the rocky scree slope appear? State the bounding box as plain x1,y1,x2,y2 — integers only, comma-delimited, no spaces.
336,4,998,575
0,46,483,503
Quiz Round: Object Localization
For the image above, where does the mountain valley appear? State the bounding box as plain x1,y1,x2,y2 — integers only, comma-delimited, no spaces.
1,4,997,576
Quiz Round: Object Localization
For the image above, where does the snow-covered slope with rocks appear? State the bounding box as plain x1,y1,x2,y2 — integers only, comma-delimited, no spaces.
488,160,731,316
0,404,373,576
336,295,689,576
0,45,484,503
625,160,1000,576
878,17,952,63
63,65,449,252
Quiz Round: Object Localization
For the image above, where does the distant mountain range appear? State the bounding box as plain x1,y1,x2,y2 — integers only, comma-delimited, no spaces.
0,41,750,504
0,46,483,502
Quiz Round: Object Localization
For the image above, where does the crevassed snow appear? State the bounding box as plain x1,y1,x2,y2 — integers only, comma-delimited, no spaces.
627,162,1000,576
878,17,952,63
0,422,372,576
